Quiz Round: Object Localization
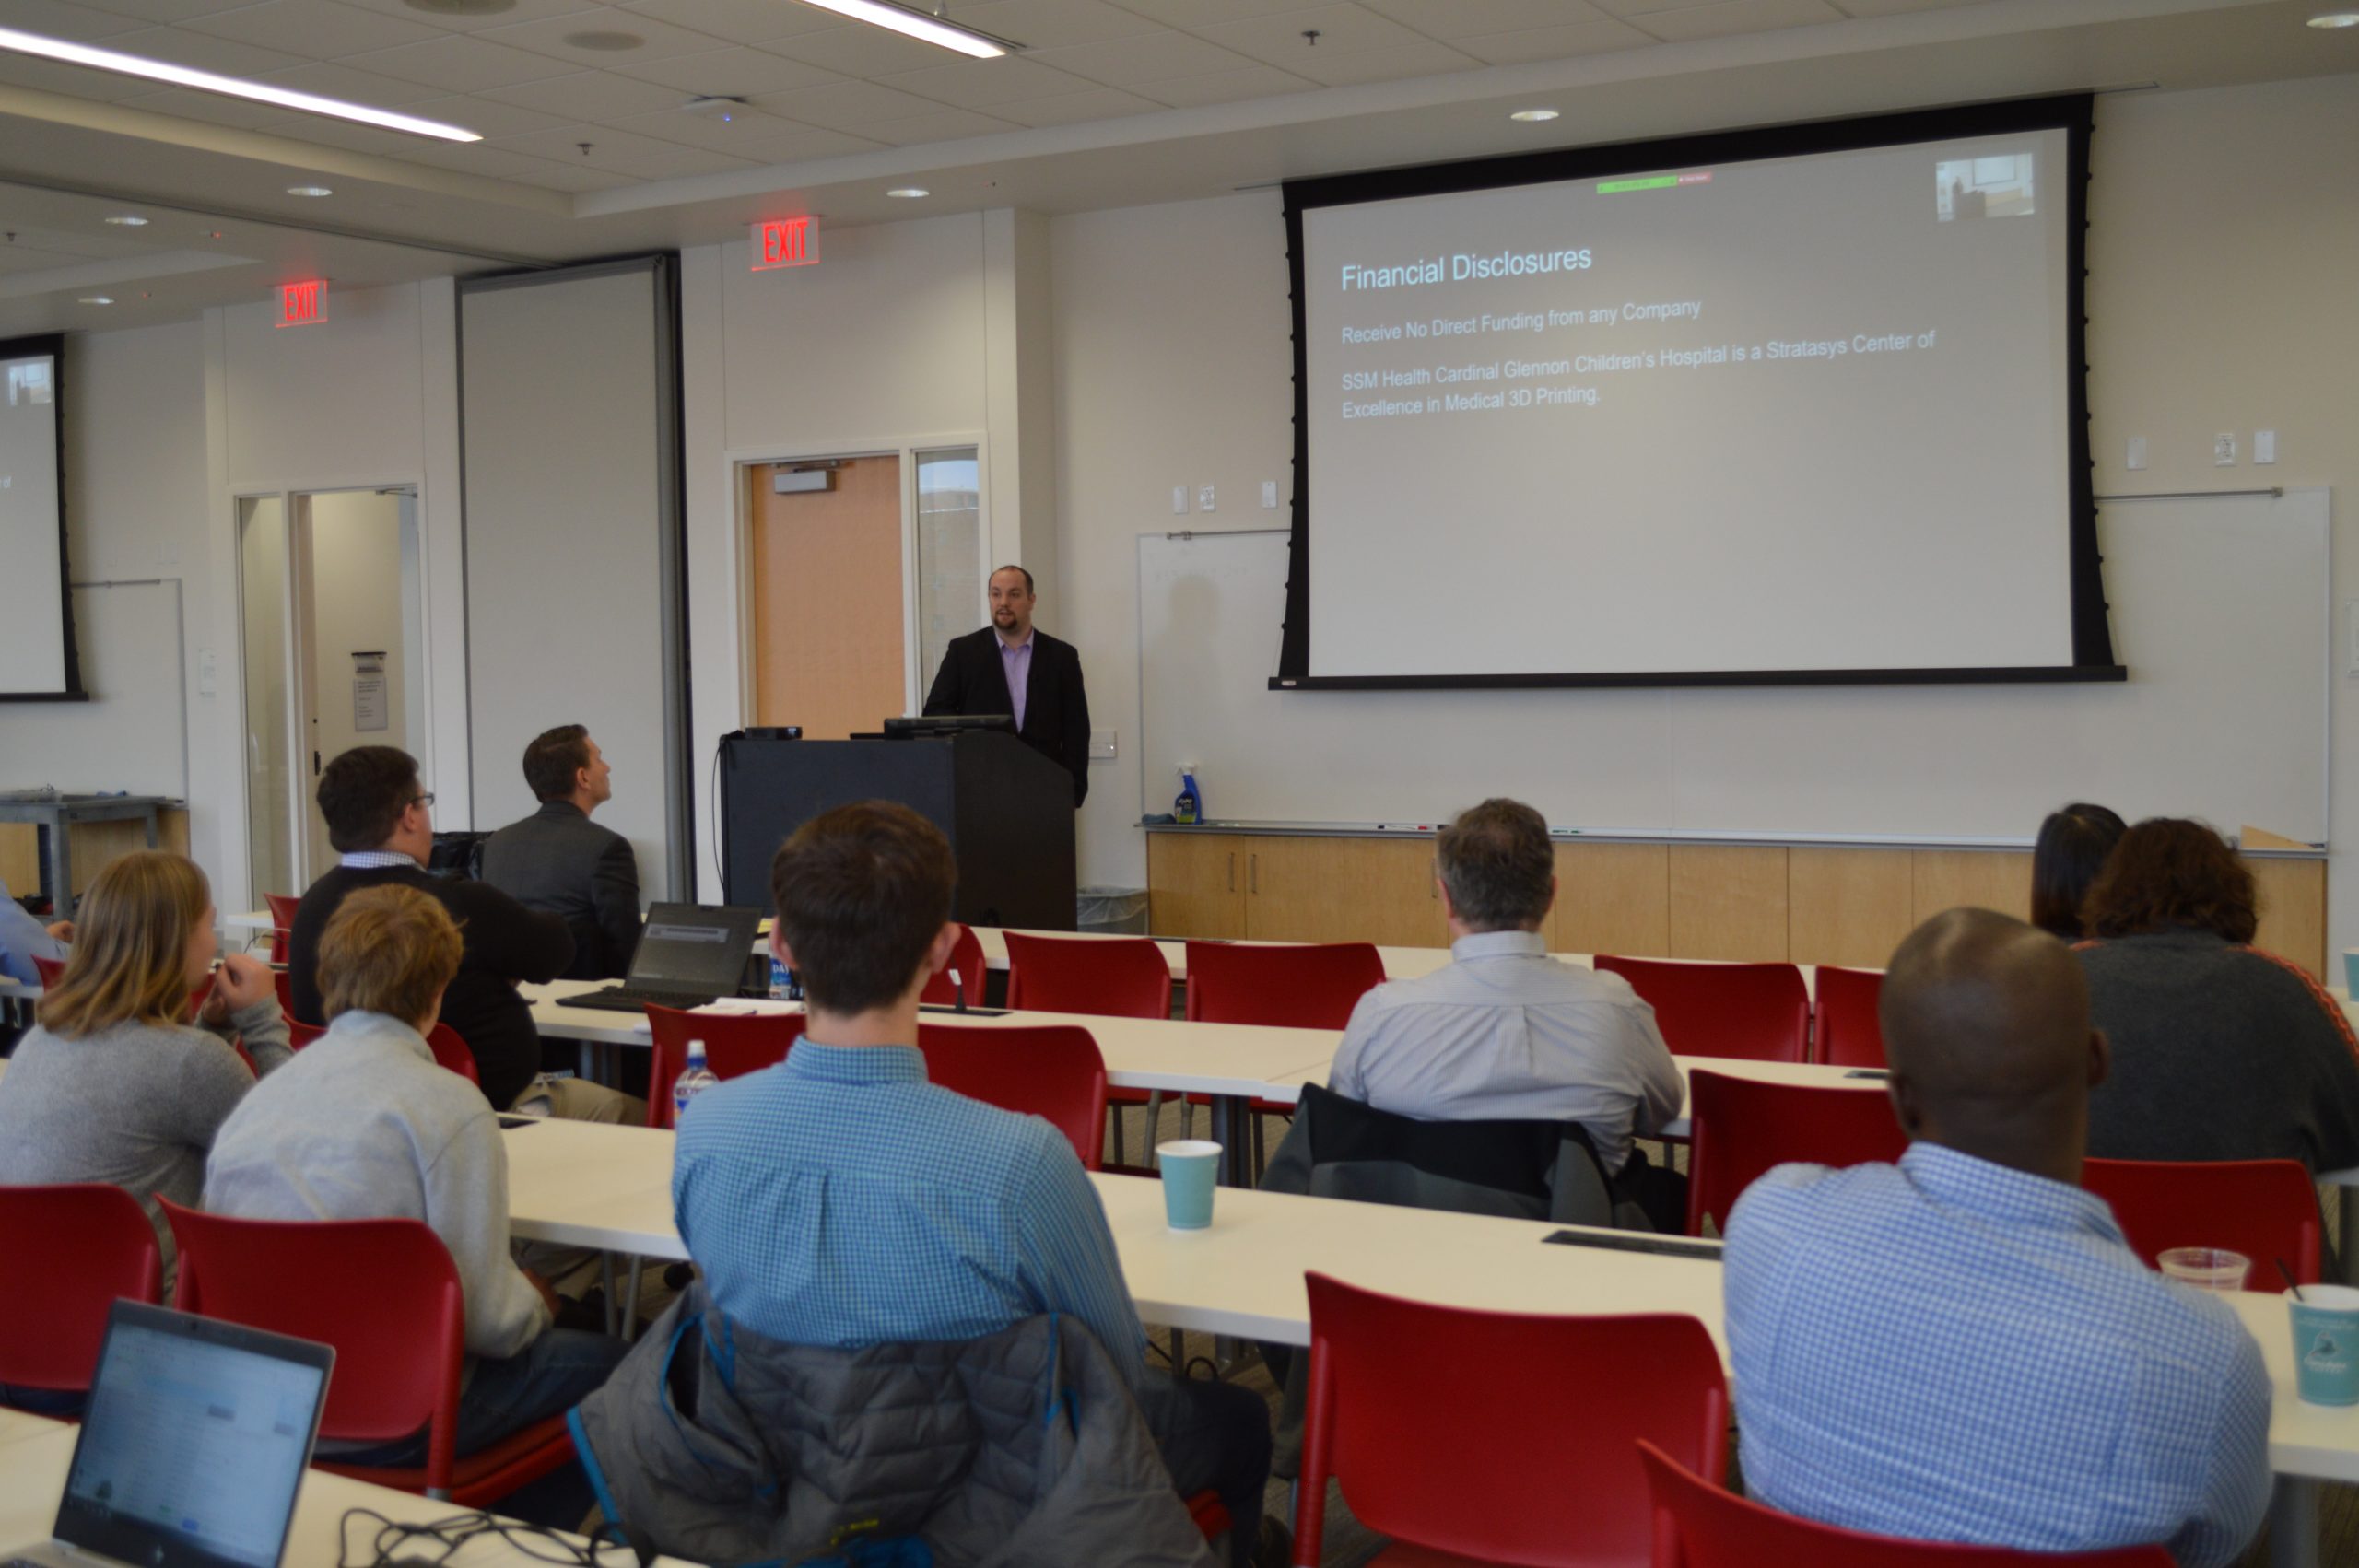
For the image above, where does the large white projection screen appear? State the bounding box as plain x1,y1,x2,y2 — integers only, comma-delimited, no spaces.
0,341,75,698
1297,119,2081,683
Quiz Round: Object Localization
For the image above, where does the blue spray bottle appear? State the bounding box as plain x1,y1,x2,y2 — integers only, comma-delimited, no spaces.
1173,766,1203,825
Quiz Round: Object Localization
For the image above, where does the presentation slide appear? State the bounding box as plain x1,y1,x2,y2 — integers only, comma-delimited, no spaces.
1297,122,2079,683
0,341,72,696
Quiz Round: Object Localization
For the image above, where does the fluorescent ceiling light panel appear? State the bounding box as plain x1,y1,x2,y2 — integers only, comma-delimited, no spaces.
0,26,483,140
787,0,1013,58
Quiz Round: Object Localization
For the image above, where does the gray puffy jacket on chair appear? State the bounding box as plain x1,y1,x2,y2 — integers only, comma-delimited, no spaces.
570,1282,1218,1568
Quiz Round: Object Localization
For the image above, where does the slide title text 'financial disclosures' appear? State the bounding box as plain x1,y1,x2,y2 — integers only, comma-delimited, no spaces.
1343,249,1594,290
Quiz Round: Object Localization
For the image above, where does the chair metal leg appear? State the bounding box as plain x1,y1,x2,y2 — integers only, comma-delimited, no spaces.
620,1254,645,1340
1144,1092,1167,1166
599,1253,617,1336
1109,1104,1126,1167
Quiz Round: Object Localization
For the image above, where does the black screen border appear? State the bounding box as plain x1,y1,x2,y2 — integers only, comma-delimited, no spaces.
1274,94,2118,692
0,331,87,702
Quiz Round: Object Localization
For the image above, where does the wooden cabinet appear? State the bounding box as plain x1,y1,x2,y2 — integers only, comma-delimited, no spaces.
1145,833,1444,944
1552,842,1668,957
1668,845,1789,961
1144,832,1248,939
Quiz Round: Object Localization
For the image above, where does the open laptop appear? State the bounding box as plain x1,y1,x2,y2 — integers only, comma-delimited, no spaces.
564,901,766,1013
6,1300,333,1568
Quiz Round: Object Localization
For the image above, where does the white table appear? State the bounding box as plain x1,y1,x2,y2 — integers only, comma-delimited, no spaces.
497,1117,2353,1568
0,1415,693,1567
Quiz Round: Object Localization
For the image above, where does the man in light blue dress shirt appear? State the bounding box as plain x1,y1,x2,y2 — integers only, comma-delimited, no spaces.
1723,908,2271,1567
673,800,1280,1566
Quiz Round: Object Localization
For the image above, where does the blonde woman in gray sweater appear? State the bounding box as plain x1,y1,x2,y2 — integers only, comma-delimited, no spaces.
0,851,289,1294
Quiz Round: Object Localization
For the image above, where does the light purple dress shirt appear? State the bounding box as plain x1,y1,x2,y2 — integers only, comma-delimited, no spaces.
997,631,1033,731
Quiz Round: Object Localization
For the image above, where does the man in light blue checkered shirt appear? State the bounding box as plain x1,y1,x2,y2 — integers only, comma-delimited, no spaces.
672,801,1279,1567
1723,908,2272,1568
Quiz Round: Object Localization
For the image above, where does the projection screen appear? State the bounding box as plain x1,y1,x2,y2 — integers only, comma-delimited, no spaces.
0,334,82,700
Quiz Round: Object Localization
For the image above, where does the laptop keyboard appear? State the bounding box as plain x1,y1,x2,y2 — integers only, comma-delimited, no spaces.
562,986,723,1013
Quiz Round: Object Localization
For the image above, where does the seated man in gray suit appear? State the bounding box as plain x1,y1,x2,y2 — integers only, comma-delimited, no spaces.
482,725,642,982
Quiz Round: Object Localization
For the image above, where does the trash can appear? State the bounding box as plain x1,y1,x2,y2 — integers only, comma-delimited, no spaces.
1076,886,1150,936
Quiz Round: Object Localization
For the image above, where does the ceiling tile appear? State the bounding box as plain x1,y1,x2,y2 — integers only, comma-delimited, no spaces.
511,158,638,187
398,88,565,131
757,21,957,76
181,0,447,59
607,43,839,95
248,110,439,153
117,83,298,123
872,53,1100,110
605,99,804,146
1452,17,1654,64
333,0,602,34
74,0,262,27
696,119,880,160
478,6,733,64
1107,0,1332,23
393,138,568,175
1187,4,1427,69
988,82,1158,124
1126,58,1308,104
844,104,1022,143
615,0,839,44
105,23,307,71
1629,0,1843,41
0,245,96,274
346,29,579,87
1290,37,1473,83
478,63,680,112
493,114,708,161
0,0,151,39
1355,0,1609,37
945,0,1161,48
0,49,158,94
1831,0,1988,13
252,57,450,100
1025,29,1257,84
745,76,945,128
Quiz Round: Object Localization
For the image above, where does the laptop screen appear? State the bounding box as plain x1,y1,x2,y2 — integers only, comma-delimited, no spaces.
56,1303,331,1568
628,902,762,993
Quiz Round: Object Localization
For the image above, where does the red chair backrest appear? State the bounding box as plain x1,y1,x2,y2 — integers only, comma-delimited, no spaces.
1813,966,1885,1068
919,924,989,1009
1595,956,1810,1064
917,1022,1109,1171
643,1004,805,1128
1686,1070,1907,1237
1003,932,1173,1019
424,1024,480,1087
2083,1156,2324,1284
1637,1440,2174,1568
273,967,295,1020
0,1183,162,1394
288,1018,327,1049
1297,1272,1725,1568
31,954,63,989
264,893,302,933
160,1200,467,1489
1185,942,1383,1030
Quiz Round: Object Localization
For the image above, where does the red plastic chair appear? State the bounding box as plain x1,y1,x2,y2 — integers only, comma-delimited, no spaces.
1183,941,1383,1029
919,924,989,1009
1685,1069,1907,1237
161,1200,571,1504
2083,1156,2324,1284
1637,1440,2174,1568
288,1018,325,1049
917,1022,1109,1172
282,1017,479,1089
0,1184,162,1399
264,892,301,937
274,966,295,1021
1003,932,1174,1167
1595,956,1810,1064
1297,1272,1726,1568
31,954,63,989
1003,931,1173,1017
643,1004,804,1129
1813,966,1885,1068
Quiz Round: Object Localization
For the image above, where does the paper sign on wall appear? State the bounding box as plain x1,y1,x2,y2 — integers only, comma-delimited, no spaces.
353,651,387,732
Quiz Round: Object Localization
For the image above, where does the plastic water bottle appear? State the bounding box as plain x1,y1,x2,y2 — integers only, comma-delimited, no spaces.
769,955,794,1000
672,1039,719,1124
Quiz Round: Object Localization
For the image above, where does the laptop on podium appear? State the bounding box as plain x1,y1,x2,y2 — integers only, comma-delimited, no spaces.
4,1300,332,1568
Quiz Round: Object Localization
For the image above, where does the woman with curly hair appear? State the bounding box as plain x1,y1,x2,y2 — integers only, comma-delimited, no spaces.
2077,818,2359,1170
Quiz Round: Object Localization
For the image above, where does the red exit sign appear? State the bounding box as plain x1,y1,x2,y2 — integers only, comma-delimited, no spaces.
750,217,818,271
276,279,328,328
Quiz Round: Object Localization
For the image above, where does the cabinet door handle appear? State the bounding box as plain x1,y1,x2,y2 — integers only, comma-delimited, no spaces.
1226,851,1235,893
1250,853,1259,895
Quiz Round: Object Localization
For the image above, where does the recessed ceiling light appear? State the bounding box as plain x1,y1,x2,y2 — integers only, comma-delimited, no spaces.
886,186,930,198
1509,108,1560,123
287,184,334,197
2307,10,2359,25
103,213,147,226
790,0,1011,59
0,25,480,140
79,296,113,305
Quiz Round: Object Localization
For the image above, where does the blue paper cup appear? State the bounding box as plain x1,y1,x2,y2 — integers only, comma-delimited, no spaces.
1156,1140,1222,1231
2288,1286,2359,1406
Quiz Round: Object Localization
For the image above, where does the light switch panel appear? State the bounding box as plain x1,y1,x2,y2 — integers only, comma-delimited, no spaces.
1088,729,1116,761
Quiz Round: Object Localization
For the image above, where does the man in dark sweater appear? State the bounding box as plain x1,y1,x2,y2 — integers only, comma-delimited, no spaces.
288,746,641,1124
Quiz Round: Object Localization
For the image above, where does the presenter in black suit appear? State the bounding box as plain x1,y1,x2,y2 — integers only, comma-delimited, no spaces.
922,564,1091,806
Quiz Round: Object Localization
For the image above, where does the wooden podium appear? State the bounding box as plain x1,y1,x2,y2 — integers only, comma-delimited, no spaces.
718,731,1076,930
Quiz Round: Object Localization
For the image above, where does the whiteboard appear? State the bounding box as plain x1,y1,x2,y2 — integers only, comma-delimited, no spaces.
1137,488,2329,844
0,579,184,798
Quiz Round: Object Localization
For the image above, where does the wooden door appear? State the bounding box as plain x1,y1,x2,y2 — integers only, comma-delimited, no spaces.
747,457,907,739
1246,837,1446,946
1147,832,1249,939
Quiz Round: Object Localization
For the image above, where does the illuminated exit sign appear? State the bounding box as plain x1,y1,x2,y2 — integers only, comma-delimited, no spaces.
750,217,818,271
276,279,328,328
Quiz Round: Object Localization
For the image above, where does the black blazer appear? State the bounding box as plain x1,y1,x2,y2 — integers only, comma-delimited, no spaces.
922,626,1091,805
480,800,644,982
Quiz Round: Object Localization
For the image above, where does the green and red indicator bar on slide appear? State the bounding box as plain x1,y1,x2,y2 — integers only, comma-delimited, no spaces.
1598,170,1716,193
